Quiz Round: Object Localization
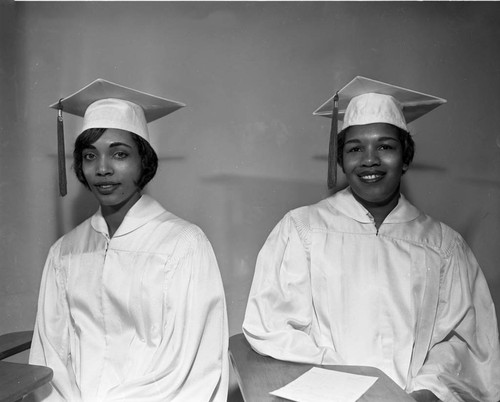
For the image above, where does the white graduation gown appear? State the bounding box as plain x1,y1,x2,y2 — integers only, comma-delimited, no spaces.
30,195,229,402
243,187,500,402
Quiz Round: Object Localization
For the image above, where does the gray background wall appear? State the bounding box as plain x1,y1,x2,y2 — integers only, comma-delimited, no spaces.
1,1,499,399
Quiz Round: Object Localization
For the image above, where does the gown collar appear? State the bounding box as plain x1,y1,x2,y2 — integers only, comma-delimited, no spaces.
90,194,166,238
329,187,421,224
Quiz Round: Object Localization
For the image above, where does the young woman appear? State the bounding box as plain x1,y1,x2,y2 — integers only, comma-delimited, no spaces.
243,77,500,402
30,80,228,401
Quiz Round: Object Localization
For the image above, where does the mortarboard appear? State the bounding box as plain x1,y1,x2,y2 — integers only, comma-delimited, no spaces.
313,76,447,189
50,79,186,196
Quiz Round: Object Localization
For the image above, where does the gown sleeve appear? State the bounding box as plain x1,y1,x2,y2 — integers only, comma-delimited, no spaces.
242,211,342,365
409,228,500,402
104,227,229,402
29,240,82,402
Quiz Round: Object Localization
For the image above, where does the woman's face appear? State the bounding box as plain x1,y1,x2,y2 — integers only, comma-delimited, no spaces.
82,128,142,212
342,123,408,208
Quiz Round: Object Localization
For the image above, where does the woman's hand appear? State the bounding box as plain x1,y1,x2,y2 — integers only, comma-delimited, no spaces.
409,389,440,401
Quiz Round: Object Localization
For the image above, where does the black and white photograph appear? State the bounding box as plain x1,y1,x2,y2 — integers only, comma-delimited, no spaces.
1,1,499,401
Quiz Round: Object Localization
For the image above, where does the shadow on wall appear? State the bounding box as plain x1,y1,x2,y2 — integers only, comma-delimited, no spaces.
202,172,333,335
201,173,331,402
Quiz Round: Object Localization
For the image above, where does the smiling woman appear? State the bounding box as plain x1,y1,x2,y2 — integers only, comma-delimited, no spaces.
28,79,229,402
243,76,500,402
341,123,408,228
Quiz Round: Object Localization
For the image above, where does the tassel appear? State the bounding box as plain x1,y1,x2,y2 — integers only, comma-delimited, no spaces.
327,92,339,189
57,100,67,196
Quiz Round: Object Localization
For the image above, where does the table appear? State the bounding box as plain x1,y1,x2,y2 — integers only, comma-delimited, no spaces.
0,361,53,402
0,331,53,402
229,333,414,402
0,331,33,360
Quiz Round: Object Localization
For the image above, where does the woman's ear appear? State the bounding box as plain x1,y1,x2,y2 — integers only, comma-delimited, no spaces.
402,163,409,174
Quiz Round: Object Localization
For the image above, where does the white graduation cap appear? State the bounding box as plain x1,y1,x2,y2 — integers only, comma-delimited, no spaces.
50,79,185,196
313,76,446,189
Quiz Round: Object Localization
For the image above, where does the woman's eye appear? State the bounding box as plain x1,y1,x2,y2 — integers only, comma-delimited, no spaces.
83,153,96,161
379,144,394,150
114,151,128,159
346,147,361,153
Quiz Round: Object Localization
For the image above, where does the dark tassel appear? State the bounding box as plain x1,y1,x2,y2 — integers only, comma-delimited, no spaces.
327,92,339,189
57,100,67,196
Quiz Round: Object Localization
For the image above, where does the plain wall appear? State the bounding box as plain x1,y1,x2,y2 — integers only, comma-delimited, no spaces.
1,1,499,399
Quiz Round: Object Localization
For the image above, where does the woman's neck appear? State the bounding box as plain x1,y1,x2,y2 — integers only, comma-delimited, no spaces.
101,192,142,238
352,189,400,230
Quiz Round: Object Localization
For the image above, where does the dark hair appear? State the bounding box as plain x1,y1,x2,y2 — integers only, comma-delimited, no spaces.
337,125,415,174
73,128,158,189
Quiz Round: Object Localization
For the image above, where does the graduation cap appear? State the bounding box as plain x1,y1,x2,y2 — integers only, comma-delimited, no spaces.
313,76,447,189
50,79,186,196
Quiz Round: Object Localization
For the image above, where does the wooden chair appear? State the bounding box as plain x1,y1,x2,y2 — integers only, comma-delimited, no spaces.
0,331,53,402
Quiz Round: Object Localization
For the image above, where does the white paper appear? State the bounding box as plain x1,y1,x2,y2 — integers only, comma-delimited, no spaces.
270,367,378,402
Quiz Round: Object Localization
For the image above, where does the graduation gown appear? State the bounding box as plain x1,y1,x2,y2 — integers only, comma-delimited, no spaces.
30,195,229,402
243,187,500,401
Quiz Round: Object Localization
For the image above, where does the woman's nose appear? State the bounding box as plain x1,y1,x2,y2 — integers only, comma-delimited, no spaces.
362,148,380,166
96,157,113,175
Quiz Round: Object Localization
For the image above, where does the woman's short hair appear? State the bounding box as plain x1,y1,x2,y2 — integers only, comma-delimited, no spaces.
337,125,415,174
73,128,158,190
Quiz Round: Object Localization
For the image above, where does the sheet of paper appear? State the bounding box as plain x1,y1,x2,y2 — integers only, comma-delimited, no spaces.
269,367,378,402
